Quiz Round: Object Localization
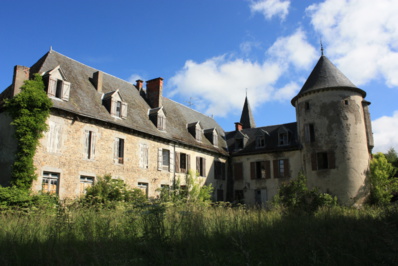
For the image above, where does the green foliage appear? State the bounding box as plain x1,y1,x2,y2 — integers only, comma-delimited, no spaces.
274,172,337,214
158,170,213,205
4,74,52,189
368,153,398,205
81,174,148,207
0,186,58,212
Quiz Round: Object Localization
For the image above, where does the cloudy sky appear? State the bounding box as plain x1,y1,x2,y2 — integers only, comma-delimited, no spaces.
1,0,397,152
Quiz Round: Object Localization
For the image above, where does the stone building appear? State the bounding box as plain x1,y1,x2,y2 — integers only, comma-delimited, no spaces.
0,50,373,205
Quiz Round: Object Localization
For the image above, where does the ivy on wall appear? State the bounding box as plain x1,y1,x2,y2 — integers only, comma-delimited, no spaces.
5,74,52,189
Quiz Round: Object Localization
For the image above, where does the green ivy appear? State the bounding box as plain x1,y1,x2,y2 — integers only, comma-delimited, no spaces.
4,74,52,190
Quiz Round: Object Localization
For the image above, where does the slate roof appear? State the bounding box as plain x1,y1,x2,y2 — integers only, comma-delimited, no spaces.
14,50,229,156
291,56,366,106
239,96,256,129
225,122,300,156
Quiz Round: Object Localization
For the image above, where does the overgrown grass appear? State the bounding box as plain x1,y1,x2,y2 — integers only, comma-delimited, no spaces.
0,203,397,265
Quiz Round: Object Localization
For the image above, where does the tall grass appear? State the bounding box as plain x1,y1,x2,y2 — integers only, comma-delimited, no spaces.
0,204,397,265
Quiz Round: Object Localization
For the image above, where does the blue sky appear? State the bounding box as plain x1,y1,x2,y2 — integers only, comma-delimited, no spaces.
1,0,398,152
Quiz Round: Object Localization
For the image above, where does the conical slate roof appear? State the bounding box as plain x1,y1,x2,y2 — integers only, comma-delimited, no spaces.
239,96,256,129
291,56,366,106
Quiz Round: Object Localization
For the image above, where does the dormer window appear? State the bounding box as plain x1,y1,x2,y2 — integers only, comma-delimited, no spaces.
278,127,292,146
44,65,70,101
204,128,218,147
102,90,127,119
149,107,166,131
188,122,202,142
255,129,268,148
234,131,248,151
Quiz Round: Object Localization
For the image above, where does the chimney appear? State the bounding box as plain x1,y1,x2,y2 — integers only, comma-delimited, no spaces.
93,71,103,93
235,122,243,131
12,65,30,96
146,77,163,108
136,80,143,91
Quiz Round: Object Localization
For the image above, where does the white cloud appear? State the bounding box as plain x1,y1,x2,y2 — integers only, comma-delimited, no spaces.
127,74,143,84
267,28,317,70
168,55,283,117
307,0,398,87
372,111,398,153
168,29,316,117
250,0,290,20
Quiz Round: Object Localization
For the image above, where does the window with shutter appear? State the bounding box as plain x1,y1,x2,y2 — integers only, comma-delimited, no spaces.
115,138,124,164
80,176,94,196
140,144,148,169
196,157,206,177
42,172,60,195
85,130,95,160
312,151,336,170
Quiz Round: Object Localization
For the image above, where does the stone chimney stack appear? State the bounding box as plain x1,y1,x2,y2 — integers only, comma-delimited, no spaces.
12,65,30,96
93,71,103,93
136,80,143,91
146,77,163,108
235,122,243,131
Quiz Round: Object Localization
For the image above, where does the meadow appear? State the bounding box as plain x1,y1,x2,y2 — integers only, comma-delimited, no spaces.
0,203,397,265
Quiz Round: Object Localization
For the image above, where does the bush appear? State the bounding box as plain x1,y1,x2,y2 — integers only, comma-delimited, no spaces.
81,174,148,207
0,186,58,212
274,172,337,214
368,153,398,205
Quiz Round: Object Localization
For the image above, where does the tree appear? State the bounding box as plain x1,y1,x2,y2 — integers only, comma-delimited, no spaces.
4,74,52,189
368,153,398,205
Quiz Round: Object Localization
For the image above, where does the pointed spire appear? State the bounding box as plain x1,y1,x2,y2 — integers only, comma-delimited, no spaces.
239,95,256,129
320,40,324,56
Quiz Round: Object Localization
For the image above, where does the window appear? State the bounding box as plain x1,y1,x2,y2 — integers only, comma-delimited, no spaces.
195,126,202,142
140,143,148,169
158,115,166,131
234,162,243,180
196,157,206,177
278,132,289,146
250,161,271,179
56,80,63,98
255,189,267,205
256,136,265,148
47,121,62,153
138,182,148,198
214,161,226,180
234,190,244,203
116,101,122,117
305,101,310,111
80,176,94,195
42,172,59,194
273,159,290,178
115,138,125,164
188,122,202,141
175,152,190,173
311,151,336,170
235,139,244,150
85,130,96,159
304,124,315,143
158,148,173,172
217,189,224,201
47,77,70,101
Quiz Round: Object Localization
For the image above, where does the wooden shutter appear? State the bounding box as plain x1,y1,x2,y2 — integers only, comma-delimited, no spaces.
284,159,290,177
203,158,206,177
311,153,317,171
48,77,57,97
273,160,278,178
121,102,128,118
175,152,180,173
158,148,163,171
328,151,336,169
111,99,117,116
265,161,271,179
250,162,256,179
187,154,191,172
84,130,89,158
304,124,310,143
62,81,70,101
196,157,200,174
114,138,119,163
91,132,96,159
170,150,174,173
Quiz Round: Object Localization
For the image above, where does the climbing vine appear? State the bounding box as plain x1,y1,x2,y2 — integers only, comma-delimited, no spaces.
5,74,52,189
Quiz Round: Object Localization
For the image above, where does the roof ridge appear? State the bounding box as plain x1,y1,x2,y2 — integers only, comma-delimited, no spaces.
49,50,137,88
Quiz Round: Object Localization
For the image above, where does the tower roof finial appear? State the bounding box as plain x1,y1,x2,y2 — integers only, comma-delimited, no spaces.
320,40,324,56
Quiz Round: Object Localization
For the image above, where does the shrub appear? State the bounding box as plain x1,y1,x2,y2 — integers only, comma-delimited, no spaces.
368,153,398,205
81,174,148,207
274,172,337,214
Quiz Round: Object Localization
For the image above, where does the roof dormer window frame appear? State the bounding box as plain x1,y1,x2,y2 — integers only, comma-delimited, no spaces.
44,65,71,101
278,127,291,146
204,128,218,147
102,89,128,119
188,122,202,142
255,129,268,149
149,107,167,131
234,131,248,151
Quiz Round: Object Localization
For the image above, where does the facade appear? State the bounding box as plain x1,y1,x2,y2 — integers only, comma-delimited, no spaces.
0,50,373,205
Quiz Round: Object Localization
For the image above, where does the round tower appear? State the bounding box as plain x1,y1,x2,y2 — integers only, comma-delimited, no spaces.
291,56,373,205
